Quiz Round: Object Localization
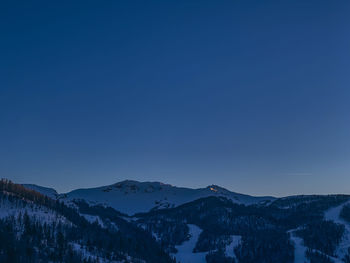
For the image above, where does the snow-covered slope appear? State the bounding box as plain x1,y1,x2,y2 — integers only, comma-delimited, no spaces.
173,224,207,263
22,184,58,199
288,229,309,263
63,180,276,215
324,200,350,261
225,235,241,260
0,188,71,228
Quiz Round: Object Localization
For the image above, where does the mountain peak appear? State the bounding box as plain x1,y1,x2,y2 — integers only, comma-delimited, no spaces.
113,180,171,187
62,180,276,215
206,184,231,193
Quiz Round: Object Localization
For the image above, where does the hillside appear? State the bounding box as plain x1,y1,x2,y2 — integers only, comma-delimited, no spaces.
2,179,350,263
0,179,175,263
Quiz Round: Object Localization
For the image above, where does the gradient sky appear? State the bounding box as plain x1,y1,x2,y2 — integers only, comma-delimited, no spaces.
1,0,350,196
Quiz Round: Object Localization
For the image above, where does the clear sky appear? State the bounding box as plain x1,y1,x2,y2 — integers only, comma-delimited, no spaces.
1,0,350,196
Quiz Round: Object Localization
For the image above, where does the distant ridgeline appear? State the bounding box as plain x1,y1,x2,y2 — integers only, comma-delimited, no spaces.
1,178,350,263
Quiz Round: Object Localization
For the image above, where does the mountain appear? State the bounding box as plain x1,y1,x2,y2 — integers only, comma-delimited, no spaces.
4,179,350,263
62,180,276,215
22,183,58,199
0,179,175,263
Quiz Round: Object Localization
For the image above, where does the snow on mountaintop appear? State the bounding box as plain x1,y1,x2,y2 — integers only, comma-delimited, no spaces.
63,180,276,215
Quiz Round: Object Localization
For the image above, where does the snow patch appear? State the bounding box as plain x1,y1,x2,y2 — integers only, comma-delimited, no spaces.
289,230,309,263
80,213,105,228
0,198,70,226
324,200,350,260
225,235,241,260
71,243,121,263
173,224,207,263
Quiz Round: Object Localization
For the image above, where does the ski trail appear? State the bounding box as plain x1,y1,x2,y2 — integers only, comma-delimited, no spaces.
288,229,309,263
324,200,350,260
174,224,207,263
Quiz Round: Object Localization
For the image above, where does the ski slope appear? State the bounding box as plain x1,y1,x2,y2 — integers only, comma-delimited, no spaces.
173,224,207,263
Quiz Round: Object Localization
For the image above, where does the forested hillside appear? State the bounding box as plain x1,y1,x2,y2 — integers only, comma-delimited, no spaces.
1,179,350,263
0,179,175,263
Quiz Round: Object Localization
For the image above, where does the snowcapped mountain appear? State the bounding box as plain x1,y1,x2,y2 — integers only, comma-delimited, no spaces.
4,179,350,263
61,180,276,215
1,179,175,263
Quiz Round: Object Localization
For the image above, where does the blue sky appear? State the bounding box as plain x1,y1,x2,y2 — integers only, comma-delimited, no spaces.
1,0,350,195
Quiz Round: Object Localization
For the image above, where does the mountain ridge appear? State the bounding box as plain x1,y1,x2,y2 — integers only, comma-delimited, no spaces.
23,180,276,215
6,179,350,262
